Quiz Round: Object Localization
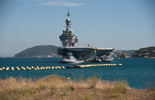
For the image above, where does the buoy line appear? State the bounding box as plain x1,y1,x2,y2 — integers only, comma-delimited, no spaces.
0,64,122,71
0,66,66,71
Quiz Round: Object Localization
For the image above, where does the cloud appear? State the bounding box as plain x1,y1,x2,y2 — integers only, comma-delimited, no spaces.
37,0,85,6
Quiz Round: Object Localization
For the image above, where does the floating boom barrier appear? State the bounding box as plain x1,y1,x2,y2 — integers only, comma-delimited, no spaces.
66,64,122,68
0,64,122,71
0,66,66,71
80,64,117,67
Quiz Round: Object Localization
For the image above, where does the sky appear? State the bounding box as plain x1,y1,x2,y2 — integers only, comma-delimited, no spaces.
0,0,155,57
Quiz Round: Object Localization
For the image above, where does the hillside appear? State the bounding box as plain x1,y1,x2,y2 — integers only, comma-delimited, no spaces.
14,45,58,57
113,50,135,57
131,46,155,58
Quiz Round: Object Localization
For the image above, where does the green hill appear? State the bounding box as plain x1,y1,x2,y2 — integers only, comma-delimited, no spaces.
131,46,155,58
14,45,58,57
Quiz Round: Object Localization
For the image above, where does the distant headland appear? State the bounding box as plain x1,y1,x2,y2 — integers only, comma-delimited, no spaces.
115,46,155,58
14,45,60,58
12,45,155,58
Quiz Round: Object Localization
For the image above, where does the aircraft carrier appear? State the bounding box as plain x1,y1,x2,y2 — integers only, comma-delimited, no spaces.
57,9,114,63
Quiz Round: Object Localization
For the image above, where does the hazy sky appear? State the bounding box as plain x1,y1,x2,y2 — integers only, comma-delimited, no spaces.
0,0,155,57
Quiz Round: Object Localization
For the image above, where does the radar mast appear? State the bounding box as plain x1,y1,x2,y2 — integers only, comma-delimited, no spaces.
67,8,70,18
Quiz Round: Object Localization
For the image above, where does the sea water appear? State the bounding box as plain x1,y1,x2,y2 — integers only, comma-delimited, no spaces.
0,58,155,89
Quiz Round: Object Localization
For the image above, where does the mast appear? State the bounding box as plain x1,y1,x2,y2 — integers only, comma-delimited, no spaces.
67,8,70,18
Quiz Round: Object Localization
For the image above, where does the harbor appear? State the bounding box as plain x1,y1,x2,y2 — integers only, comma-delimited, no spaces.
0,57,155,89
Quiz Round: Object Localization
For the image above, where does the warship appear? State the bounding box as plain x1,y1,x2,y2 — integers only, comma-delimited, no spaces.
57,9,114,63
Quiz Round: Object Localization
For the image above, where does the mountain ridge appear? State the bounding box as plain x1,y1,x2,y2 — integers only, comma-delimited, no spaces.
14,45,58,58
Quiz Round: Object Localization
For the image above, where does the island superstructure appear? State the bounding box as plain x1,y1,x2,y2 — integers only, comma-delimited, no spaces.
57,9,114,63
59,9,78,47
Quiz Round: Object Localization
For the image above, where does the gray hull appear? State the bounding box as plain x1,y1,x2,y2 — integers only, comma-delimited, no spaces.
58,47,114,62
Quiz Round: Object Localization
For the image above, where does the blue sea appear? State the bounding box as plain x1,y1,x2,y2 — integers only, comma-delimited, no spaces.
0,58,155,89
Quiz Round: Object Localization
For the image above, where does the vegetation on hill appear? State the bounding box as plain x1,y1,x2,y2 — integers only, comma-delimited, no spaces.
113,50,135,58
118,54,126,58
113,50,135,56
14,45,58,57
131,46,155,58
